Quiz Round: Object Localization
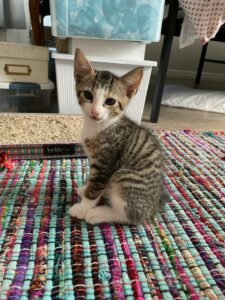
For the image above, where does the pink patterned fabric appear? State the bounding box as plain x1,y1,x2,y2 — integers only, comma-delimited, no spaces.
179,0,225,44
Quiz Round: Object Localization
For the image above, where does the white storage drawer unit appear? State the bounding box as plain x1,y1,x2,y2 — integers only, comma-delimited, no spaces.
0,42,49,84
52,52,157,124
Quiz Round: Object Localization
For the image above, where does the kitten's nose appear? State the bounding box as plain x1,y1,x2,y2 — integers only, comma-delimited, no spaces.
91,108,101,118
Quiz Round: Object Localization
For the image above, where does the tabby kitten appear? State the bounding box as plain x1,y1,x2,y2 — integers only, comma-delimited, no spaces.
69,48,168,224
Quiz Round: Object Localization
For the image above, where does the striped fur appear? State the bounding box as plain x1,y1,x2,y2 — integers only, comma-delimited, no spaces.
69,49,168,224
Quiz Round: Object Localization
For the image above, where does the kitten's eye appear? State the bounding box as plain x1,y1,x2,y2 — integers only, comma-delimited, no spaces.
83,90,93,101
105,98,116,106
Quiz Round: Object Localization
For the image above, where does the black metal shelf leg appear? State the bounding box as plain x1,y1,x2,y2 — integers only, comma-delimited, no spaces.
194,43,208,88
150,0,179,123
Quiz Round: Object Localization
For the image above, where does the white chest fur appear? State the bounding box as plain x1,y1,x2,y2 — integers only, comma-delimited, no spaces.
81,116,98,142
81,116,100,159
81,115,120,141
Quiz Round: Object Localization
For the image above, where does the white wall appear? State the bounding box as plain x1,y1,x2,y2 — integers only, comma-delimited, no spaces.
0,0,30,44
0,29,6,40
145,36,225,80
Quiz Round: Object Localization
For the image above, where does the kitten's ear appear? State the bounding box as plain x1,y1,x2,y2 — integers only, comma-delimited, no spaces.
74,48,95,83
119,67,143,98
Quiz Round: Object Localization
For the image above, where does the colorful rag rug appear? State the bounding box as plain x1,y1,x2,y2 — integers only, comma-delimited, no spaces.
0,130,225,299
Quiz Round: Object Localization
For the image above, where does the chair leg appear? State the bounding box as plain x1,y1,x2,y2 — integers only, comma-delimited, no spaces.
194,43,208,88
150,0,179,123
29,0,44,46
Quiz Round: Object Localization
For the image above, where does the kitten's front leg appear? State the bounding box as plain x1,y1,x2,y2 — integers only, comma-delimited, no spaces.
69,196,98,220
77,185,87,197
70,164,109,220
69,175,106,220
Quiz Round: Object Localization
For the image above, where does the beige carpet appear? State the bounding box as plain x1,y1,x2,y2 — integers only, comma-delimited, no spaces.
0,113,83,144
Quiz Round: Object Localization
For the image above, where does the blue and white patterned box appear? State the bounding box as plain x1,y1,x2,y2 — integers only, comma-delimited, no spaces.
50,0,165,43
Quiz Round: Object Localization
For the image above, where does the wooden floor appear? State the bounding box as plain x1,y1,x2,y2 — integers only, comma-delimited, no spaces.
142,105,225,131
142,77,225,131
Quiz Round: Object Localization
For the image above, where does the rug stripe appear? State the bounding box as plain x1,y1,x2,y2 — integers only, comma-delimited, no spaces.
7,161,48,299
0,161,33,296
28,160,55,298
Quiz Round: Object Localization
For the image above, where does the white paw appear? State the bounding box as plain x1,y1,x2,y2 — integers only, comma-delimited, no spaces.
85,208,106,225
77,185,86,197
69,202,88,219
69,197,97,220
